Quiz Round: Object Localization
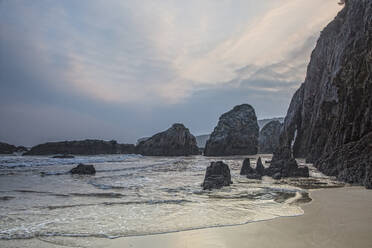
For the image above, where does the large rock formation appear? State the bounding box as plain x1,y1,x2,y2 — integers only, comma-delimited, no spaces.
202,161,232,190
135,123,200,156
273,0,372,188
24,140,135,155
0,142,28,154
258,120,282,154
204,104,259,156
258,117,284,130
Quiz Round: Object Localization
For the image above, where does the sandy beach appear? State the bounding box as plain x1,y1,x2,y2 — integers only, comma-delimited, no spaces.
2,186,371,248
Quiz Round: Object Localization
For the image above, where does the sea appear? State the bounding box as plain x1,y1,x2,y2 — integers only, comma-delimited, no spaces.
0,154,341,247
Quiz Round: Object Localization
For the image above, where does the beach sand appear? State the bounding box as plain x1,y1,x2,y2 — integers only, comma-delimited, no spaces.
2,186,372,248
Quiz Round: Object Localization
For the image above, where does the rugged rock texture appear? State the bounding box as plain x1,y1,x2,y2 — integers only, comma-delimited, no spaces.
70,163,96,175
255,157,265,176
273,0,372,188
204,104,259,156
258,121,282,154
195,134,210,148
24,140,135,155
135,123,200,156
240,158,263,179
202,161,232,190
258,117,284,130
0,142,28,154
266,158,309,179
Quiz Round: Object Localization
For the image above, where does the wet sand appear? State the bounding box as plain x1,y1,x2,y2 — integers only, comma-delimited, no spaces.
2,186,372,248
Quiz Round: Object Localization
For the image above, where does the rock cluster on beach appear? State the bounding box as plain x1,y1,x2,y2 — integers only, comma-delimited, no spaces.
24,139,135,156
202,161,232,190
258,120,282,154
204,104,259,156
271,0,372,188
0,142,28,154
70,163,96,175
136,123,200,156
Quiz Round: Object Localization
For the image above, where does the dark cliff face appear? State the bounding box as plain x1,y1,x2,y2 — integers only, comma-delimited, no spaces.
24,140,135,155
0,142,28,154
274,0,372,187
135,123,200,156
204,104,259,156
258,120,282,154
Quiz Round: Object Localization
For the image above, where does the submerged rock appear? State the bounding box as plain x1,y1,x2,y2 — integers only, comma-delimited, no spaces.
202,161,232,190
52,154,75,159
266,158,309,178
204,104,259,156
258,120,282,154
70,163,96,175
271,0,372,188
136,123,200,156
24,139,135,155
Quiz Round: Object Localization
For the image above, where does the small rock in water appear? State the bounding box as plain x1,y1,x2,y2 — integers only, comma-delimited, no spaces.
240,158,254,175
272,172,282,180
70,163,96,175
256,157,265,176
202,161,232,190
52,154,75,159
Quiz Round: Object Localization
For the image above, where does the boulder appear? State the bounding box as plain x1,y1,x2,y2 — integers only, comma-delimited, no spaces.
70,163,96,175
24,139,135,155
135,123,200,156
258,120,282,154
202,161,232,190
266,158,309,178
271,0,372,188
204,104,259,156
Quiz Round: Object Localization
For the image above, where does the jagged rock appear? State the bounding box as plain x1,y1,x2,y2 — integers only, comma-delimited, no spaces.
202,161,232,190
258,121,282,154
52,155,75,158
240,158,254,175
0,142,28,154
258,117,284,129
70,163,96,175
272,0,372,188
365,164,372,189
255,157,265,176
266,158,309,178
24,140,135,155
135,123,200,156
204,104,259,156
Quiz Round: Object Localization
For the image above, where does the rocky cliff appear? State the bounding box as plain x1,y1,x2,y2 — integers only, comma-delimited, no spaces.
0,142,28,154
273,0,372,188
24,139,135,155
258,120,282,154
204,104,259,156
135,123,200,156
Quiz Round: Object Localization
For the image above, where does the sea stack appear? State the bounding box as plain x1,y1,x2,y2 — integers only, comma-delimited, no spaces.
202,161,232,190
258,120,282,154
135,123,200,156
271,0,371,188
204,104,259,156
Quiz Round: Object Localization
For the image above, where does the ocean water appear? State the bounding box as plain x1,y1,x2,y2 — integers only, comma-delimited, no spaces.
0,154,337,245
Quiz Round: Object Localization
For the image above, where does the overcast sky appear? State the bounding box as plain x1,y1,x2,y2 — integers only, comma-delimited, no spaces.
0,0,342,146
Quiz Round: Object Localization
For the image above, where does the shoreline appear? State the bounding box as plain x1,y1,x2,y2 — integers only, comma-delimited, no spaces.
2,186,372,247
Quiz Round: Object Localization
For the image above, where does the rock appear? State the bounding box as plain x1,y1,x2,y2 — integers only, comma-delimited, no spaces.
246,173,262,180
255,157,265,176
266,158,309,178
195,134,210,148
70,163,96,175
135,123,200,156
0,142,28,154
258,121,282,154
24,139,135,155
272,173,282,180
272,0,372,188
202,161,232,190
240,158,254,175
204,104,259,156
258,117,284,130
365,164,372,189
52,154,75,159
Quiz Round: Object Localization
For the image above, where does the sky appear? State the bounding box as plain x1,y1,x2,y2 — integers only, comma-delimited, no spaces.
0,0,342,146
